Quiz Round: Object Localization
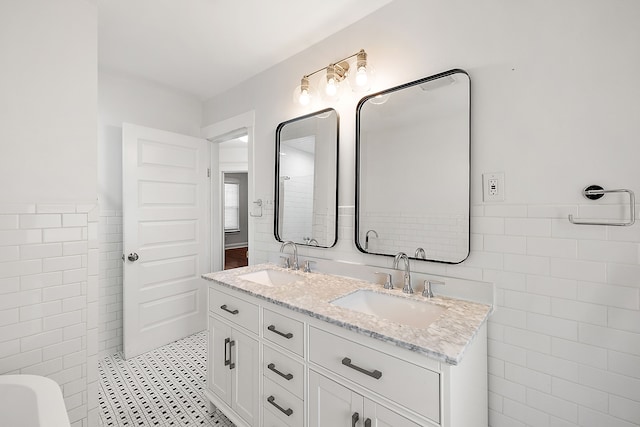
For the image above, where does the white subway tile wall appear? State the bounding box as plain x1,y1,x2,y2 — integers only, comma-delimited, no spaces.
0,203,99,427
98,210,123,358
252,200,640,427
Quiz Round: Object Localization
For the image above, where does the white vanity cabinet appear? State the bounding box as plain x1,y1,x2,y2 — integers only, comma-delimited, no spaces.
205,279,488,427
207,288,260,427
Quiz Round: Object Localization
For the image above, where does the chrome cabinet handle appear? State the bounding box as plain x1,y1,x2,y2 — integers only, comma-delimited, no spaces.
220,304,239,315
352,412,359,427
127,253,139,262
267,324,293,339
228,339,235,369
267,363,293,381
224,338,231,366
342,357,382,379
267,395,293,416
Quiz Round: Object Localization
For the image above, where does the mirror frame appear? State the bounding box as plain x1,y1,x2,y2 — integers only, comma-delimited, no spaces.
354,69,471,264
274,107,340,248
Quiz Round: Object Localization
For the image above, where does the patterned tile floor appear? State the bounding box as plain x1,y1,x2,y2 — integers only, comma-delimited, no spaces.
98,331,235,427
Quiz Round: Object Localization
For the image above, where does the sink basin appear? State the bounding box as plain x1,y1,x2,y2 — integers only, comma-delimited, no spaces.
238,269,301,287
331,290,446,328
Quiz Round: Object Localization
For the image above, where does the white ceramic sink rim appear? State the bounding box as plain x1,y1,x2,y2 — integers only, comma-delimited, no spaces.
237,269,301,287
331,289,446,329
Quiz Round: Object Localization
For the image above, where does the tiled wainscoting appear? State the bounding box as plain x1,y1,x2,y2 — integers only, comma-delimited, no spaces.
98,210,123,358
0,202,100,426
99,331,234,427
252,200,640,427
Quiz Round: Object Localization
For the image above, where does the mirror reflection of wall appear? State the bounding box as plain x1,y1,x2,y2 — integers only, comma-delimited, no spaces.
356,70,470,263
275,108,339,248
278,136,316,243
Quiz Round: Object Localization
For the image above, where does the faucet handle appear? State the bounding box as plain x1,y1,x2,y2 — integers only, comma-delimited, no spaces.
423,279,445,298
374,272,393,290
279,256,291,269
303,260,316,273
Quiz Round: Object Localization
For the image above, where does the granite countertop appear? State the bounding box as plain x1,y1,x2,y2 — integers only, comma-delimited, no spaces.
202,263,492,365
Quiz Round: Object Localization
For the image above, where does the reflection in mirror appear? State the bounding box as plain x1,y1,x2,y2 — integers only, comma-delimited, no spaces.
356,69,470,263
275,108,339,248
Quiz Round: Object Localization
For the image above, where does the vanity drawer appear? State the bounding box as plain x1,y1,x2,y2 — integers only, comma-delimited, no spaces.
209,287,259,334
263,308,304,356
263,377,304,427
263,345,304,397
263,406,287,427
309,326,440,422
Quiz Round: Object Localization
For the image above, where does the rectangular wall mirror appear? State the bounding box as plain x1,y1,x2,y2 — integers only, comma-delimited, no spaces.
275,108,339,248
355,69,470,263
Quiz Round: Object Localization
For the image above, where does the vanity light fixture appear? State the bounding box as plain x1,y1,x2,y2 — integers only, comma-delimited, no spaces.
293,49,375,106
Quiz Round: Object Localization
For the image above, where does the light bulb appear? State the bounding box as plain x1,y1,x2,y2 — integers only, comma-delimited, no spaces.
355,66,368,87
293,76,314,107
326,78,337,96
299,89,310,106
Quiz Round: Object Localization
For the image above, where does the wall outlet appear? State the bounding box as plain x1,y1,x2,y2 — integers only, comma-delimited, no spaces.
483,172,505,202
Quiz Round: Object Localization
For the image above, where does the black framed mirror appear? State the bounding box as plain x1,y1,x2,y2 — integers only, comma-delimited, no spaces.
355,69,470,263
275,108,339,248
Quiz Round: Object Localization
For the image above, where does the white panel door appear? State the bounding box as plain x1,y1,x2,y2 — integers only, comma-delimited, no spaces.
309,370,363,427
123,123,210,359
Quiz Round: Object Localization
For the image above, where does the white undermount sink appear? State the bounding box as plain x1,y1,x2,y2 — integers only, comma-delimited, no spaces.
331,289,446,329
238,269,301,287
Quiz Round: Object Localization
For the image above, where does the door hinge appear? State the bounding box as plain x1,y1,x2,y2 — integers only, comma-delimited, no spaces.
207,168,211,178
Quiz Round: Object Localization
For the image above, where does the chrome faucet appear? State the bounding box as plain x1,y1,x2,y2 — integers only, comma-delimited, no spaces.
392,252,413,294
280,241,299,270
365,230,378,250
423,279,445,298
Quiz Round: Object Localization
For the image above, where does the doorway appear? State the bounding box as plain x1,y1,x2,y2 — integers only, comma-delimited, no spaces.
211,131,249,271
223,171,249,269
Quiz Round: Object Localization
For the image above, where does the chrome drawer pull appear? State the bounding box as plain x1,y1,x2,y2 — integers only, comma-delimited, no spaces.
267,324,293,339
267,363,293,381
352,412,359,427
220,304,239,315
267,395,293,416
341,357,382,379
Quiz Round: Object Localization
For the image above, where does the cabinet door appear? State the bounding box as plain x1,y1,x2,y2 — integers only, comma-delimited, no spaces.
309,370,363,427
208,315,232,406
364,399,424,427
231,328,259,426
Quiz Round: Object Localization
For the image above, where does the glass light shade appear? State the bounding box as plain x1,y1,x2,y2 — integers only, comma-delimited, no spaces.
348,63,375,94
318,74,347,103
292,81,315,106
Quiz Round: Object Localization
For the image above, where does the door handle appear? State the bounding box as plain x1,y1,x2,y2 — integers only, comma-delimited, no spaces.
224,338,231,366
127,253,139,262
352,412,359,427
228,339,235,370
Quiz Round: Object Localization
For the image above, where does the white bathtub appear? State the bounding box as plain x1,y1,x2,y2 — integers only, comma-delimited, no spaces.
0,375,70,427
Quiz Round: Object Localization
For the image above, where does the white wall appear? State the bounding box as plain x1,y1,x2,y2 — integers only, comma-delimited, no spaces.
98,69,203,210
0,1,99,426
203,0,640,426
0,0,98,203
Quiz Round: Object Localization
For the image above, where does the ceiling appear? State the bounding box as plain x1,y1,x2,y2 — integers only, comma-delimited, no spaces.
97,0,393,100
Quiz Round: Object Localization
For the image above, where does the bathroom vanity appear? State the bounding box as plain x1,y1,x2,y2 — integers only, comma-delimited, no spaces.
202,263,491,427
